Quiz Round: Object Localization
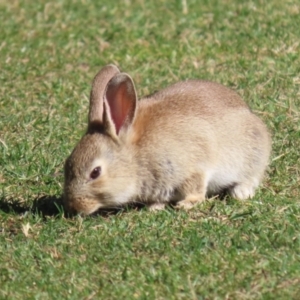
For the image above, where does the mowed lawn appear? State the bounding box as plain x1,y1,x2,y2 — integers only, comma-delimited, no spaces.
0,0,299,299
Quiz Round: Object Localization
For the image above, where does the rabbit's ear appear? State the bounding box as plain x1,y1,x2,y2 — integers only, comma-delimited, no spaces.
88,64,120,132
104,73,137,135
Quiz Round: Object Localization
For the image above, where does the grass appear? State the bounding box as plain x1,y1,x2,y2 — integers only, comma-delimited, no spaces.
0,0,299,299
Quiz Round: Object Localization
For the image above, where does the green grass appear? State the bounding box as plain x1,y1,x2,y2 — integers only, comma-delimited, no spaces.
0,0,299,299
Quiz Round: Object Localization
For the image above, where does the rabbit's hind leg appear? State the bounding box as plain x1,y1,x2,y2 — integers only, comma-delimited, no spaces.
229,178,259,200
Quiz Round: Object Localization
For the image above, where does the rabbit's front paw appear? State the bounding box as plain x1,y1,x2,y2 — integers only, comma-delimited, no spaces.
148,203,166,211
175,194,205,210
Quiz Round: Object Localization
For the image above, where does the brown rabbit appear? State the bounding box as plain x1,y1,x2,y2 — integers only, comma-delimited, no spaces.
63,64,271,215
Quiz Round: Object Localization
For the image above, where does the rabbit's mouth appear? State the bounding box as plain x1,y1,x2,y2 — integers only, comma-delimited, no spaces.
63,195,103,216
63,189,124,215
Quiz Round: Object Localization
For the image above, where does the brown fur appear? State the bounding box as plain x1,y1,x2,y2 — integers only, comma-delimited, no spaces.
63,65,271,215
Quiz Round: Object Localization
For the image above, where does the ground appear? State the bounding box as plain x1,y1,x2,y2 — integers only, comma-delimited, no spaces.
0,0,299,299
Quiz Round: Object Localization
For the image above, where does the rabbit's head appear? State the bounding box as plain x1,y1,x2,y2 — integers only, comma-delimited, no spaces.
63,65,138,215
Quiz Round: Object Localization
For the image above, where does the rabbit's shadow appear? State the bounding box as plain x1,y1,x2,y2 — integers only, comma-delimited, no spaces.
32,195,65,217
1,194,227,218
0,197,30,214
0,195,64,217
0,195,131,218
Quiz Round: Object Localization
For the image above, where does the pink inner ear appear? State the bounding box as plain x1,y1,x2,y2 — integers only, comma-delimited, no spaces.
106,81,134,135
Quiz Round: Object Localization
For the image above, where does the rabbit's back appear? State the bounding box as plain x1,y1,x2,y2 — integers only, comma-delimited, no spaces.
130,80,252,145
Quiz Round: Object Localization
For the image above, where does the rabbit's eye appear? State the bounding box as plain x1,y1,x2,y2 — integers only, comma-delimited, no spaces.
90,166,101,180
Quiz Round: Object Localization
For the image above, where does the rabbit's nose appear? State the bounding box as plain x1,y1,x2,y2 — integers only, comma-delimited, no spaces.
63,196,78,216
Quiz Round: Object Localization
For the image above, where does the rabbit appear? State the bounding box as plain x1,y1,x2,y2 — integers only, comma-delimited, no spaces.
63,64,271,215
